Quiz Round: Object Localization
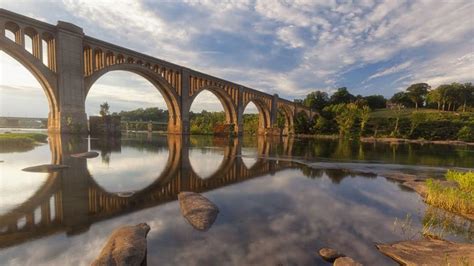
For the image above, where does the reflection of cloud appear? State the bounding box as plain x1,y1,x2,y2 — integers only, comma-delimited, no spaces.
0,145,50,215
88,147,169,193
188,148,224,179
0,168,431,265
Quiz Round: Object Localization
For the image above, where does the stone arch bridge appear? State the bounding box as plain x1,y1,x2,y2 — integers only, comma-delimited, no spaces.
0,9,316,135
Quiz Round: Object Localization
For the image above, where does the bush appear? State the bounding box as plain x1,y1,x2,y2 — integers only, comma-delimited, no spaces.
425,170,474,216
457,125,474,142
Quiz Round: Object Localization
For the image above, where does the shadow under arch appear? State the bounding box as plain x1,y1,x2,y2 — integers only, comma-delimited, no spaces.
243,99,272,134
83,64,182,132
0,35,59,125
188,85,238,128
278,104,295,135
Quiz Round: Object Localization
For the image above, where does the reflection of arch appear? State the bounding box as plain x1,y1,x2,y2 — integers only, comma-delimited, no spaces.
0,30,59,127
0,173,60,227
188,141,238,180
84,64,181,131
189,85,238,127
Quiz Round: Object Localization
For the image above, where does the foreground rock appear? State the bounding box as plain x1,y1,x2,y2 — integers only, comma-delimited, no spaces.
70,151,99,158
178,191,219,231
376,238,474,265
318,248,344,262
92,223,150,266
22,164,69,172
333,256,362,266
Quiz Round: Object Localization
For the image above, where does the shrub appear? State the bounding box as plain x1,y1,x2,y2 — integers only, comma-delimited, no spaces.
457,125,474,142
425,170,474,215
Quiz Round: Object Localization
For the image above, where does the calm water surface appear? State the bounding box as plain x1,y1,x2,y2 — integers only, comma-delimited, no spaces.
0,132,473,265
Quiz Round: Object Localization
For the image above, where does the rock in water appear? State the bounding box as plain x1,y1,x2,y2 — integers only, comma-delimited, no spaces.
178,191,219,231
333,256,362,266
70,151,99,158
22,164,69,172
318,248,344,261
376,238,474,265
92,223,150,266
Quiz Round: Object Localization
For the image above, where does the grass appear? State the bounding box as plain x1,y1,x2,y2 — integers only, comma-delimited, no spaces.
370,108,473,120
425,170,474,216
0,132,48,152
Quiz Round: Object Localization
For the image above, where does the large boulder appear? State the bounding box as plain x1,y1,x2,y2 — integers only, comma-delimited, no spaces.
376,238,474,265
178,191,219,231
22,164,69,172
333,256,362,266
91,223,150,266
70,151,99,158
318,247,344,262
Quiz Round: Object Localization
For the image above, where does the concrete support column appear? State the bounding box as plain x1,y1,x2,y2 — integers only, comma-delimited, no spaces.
267,94,280,136
236,86,244,136
53,21,88,134
175,68,191,135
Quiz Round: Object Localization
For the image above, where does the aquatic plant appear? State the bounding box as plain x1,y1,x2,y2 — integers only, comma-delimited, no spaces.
425,170,474,216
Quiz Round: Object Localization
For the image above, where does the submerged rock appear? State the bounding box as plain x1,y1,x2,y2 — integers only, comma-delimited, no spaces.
178,191,219,231
376,238,474,265
401,180,428,197
318,248,344,262
22,164,69,172
92,223,150,266
333,256,362,266
70,151,99,158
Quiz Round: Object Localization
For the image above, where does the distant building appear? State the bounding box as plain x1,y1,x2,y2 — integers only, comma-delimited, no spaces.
386,101,405,110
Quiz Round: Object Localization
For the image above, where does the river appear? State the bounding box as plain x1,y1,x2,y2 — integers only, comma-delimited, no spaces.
0,132,473,265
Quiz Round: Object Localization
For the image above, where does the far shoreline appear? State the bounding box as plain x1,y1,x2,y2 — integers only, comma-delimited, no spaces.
295,134,474,146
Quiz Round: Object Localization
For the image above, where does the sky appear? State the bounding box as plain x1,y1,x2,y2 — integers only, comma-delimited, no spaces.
0,0,473,117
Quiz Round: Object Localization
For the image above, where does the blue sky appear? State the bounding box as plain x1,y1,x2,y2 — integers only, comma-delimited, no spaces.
0,0,473,117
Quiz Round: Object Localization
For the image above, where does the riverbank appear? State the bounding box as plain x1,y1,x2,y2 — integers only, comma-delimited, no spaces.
383,171,474,221
0,132,48,152
294,134,474,146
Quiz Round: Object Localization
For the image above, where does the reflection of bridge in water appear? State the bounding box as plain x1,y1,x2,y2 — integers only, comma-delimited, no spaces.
0,134,298,249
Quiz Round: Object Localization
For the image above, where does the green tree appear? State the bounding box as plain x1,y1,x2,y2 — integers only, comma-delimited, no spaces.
444,83,462,111
364,95,387,109
100,102,110,117
460,83,474,112
427,88,443,111
324,103,359,138
303,91,329,111
360,105,370,135
390,92,413,108
410,111,427,135
406,83,430,110
329,87,356,105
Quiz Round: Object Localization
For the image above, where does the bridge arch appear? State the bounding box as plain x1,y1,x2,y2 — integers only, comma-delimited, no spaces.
243,99,272,134
84,64,182,132
277,104,295,135
188,85,238,129
1,22,59,128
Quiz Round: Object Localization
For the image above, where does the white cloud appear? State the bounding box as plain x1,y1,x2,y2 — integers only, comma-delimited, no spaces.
0,0,473,117
367,61,413,81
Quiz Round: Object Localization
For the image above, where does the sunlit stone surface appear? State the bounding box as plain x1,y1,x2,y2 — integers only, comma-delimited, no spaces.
91,223,150,266
178,191,219,231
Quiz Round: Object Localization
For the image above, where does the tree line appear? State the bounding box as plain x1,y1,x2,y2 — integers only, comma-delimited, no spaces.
295,82,474,112
292,82,474,141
